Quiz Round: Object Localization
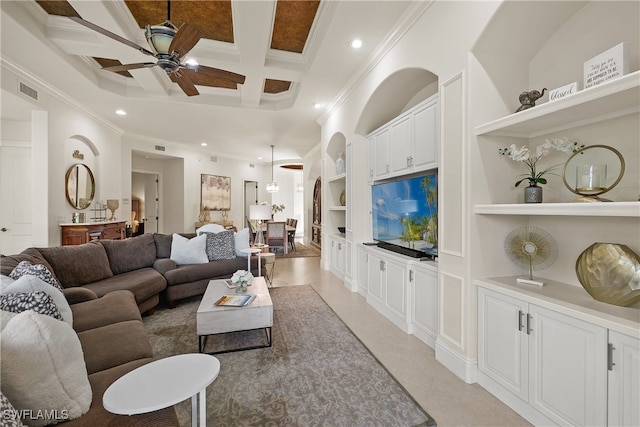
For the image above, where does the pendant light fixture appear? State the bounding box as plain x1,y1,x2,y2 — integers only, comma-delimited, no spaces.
266,145,279,193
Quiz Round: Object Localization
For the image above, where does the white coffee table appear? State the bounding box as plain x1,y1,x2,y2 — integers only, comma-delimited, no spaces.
197,277,273,354
103,353,220,427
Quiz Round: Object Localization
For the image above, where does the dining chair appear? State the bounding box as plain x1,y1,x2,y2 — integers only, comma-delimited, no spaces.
266,221,287,255
287,219,298,252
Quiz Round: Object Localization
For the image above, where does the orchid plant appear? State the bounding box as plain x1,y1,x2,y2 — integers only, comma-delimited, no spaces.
499,137,584,187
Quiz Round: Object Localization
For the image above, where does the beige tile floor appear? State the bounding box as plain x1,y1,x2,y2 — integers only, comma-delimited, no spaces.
271,255,531,427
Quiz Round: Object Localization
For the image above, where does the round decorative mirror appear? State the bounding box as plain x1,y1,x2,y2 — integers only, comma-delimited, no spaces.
562,145,624,202
65,163,95,209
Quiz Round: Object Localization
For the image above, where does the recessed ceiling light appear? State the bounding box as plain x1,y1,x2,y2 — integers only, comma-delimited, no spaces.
185,58,199,66
313,102,324,109
349,39,363,49
200,142,208,147
115,109,127,116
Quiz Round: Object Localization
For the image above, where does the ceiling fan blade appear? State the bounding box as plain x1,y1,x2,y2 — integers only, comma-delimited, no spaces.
171,71,199,97
188,65,246,85
102,63,156,72
169,23,201,59
69,16,156,57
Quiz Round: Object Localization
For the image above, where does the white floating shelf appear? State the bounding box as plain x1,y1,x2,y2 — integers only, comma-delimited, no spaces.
474,201,640,217
328,206,346,211
328,173,346,182
475,71,640,138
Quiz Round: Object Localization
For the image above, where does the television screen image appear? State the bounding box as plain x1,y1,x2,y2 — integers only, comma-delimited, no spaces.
371,173,437,257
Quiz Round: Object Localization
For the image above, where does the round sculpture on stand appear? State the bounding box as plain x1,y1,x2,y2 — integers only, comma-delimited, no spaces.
576,243,640,307
505,226,558,286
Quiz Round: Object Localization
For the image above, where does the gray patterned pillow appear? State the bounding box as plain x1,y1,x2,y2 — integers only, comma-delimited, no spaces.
204,230,237,261
0,391,25,427
9,261,62,291
0,291,63,321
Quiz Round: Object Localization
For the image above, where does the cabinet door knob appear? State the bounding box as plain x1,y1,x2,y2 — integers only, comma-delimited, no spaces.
1,227,8,232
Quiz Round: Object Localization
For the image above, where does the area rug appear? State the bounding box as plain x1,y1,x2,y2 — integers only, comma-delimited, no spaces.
272,243,320,258
144,285,436,427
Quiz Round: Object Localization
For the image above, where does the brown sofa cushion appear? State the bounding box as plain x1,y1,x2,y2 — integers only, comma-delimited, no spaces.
77,320,154,375
82,268,166,305
59,359,179,427
153,233,172,259
0,248,58,284
71,290,141,333
36,243,113,288
163,257,252,285
100,234,157,275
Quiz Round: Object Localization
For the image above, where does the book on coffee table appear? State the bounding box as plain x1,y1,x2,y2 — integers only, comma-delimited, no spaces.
214,294,256,307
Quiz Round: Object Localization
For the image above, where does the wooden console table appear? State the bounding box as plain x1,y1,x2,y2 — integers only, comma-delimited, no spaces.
194,221,234,232
60,220,126,246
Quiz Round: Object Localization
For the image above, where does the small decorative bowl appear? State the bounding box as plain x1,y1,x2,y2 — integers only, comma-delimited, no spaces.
337,227,346,234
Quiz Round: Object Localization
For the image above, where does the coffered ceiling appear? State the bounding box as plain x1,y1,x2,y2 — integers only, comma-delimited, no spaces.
1,0,418,162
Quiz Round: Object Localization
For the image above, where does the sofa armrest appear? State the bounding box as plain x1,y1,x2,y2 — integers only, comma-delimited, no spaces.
63,287,98,305
153,258,177,275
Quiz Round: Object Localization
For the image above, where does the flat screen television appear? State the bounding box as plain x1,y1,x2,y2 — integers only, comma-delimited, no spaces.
371,172,437,258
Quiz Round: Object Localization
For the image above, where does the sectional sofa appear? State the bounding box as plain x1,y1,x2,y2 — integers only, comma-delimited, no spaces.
0,228,260,425
1,230,261,312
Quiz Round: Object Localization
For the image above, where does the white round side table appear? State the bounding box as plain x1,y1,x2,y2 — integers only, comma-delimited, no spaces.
103,353,220,427
240,247,262,276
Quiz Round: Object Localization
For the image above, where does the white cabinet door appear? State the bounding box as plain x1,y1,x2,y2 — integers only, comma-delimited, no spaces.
410,264,438,348
528,304,607,427
383,257,408,322
367,251,384,305
608,331,640,427
412,99,438,170
373,129,389,180
478,287,529,401
390,114,412,175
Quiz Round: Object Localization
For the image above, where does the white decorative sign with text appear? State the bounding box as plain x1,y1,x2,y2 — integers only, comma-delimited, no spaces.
549,82,578,101
584,42,629,89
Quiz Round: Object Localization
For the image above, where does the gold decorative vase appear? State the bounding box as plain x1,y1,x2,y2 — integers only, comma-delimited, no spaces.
576,243,640,307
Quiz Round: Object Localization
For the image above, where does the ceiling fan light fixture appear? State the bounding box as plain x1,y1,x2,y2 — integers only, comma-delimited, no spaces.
267,144,279,193
145,22,177,55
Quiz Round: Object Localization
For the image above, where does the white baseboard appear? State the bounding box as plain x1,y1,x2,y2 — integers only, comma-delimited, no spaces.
435,338,477,384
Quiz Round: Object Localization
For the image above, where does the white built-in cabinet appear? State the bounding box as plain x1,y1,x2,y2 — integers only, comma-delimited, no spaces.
369,94,439,182
328,234,347,278
359,245,438,347
477,279,640,427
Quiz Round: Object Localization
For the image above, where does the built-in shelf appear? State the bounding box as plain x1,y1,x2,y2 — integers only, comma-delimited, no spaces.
474,201,640,217
328,173,346,183
475,71,640,138
328,206,347,211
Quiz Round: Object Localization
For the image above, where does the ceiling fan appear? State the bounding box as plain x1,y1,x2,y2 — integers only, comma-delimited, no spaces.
69,1,245,96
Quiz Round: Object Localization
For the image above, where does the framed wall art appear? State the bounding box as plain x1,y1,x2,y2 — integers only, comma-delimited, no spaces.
201,174,231,211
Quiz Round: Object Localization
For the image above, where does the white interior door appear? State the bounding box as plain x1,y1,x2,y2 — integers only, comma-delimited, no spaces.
0,145,32,254
144,174,158,233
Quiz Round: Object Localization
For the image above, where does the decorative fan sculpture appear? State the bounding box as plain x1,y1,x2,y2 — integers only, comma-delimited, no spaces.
504,226,558,286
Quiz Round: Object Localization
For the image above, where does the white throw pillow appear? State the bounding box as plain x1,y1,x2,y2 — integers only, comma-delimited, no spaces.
235,227,251,257
1,310,17,332
1,311,92,427
2,275,73,325
170,233,208,265
0,274,16,291
196,223,225,235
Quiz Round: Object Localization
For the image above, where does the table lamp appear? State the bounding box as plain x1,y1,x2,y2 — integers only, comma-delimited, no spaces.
249,205,271,246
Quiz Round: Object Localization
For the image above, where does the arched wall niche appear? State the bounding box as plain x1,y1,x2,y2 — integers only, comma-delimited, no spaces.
64,135,100,207
326,132,347,166
355,67,439,136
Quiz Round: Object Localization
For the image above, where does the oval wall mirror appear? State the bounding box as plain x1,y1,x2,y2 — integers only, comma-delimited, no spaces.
65,163,95,209
562,144,624,201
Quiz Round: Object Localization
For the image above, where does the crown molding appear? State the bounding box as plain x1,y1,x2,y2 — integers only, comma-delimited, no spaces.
1,56,124,136
317,1,435,126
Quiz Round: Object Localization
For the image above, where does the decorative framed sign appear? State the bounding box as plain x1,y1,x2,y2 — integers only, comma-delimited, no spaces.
584,42,629,89
549,82,577,102
201,174,231,211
